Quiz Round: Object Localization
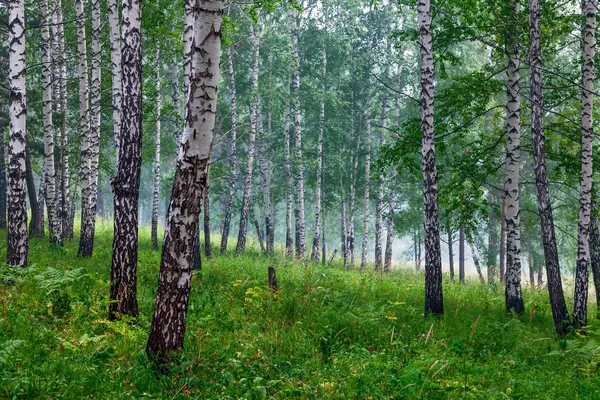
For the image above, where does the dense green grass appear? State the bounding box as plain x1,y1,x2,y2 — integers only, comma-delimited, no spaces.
1,223,600,399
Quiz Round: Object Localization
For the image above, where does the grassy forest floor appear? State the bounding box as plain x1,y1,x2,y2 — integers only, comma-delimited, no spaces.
1,223,600,399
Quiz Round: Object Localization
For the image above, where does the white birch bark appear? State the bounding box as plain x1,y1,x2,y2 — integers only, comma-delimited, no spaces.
41,0,61,244
108,0,122,165
503,0,524,313
220,46,238,254
151,49,162,250
360,77,372,269
79,0,102,257
290,9,306,259
573,0,596,327
147,0,222,357
7,0,28,266
235,20,259,254
311,48,326,262
109,0,143,319
284,73,294,256
419,0,443,315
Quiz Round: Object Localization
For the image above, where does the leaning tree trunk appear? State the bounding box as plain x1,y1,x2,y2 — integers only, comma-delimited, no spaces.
311,48,326,262
573,0,596,328
25,149,43,237
504,0,524,314
284,74,294,256
146,0,222,359
529,0,571,336
79,0,102,257
468,239,485,284
0,134,6,230
37,165,46,237
589,214,600,318
419,0,443,315
53,0,71,240
108,0,122,166
290,9,306,259
151,49,162,250
235,21,259,254
7,0,28,266
251,202,266,253
40,0,62,244
109,0,143,320
220,46,238,254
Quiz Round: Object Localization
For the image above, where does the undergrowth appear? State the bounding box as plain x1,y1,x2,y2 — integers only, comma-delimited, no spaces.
1,223,600,399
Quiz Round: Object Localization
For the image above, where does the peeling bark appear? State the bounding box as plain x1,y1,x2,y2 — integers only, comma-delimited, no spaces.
151,49,162,251
147,0,222,359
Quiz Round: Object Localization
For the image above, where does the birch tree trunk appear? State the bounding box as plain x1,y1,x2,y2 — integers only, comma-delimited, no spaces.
7,0,28,266
151,49,162,250
52,0,71,241
375,97,388,271
573,0,596,327
529,0,571,336
75,0,90,242
499,182,507,283
79,0,102,257
290,9,306,259
529,253,535,287
311,48,326,262
341,200,347,266
37,164,46,237
146,0,222,359
384,191,395,273
235,21,259,254
41,0,60,243
360,91,371,269
349,122,360,268
257,101,273,255
0,135,6,230
108,0,122,165
503,0,524,313
468,239,485,283
284,74,294,256
447,228,454,280
419,0,443,315
220,47,238,254
109,0,143,320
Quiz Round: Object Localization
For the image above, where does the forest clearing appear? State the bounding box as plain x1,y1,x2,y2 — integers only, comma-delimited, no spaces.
2,226,600,399
3,0,600,397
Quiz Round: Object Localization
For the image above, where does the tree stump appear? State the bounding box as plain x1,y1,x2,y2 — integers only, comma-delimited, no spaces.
268,266,278,291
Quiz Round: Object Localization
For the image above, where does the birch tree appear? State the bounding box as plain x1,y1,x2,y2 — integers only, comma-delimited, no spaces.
290,8,306,259
108,0,122,165
147,0,222,358
220,46,238,254
504,0,524,313
40,13,60,245
529,0,570,336
235,20,259,254
7,0,28,266
79,0,102,257
573,0,596,327
151,49,162,250
418,0,443,315
109,0,143,319
311,48,326,262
